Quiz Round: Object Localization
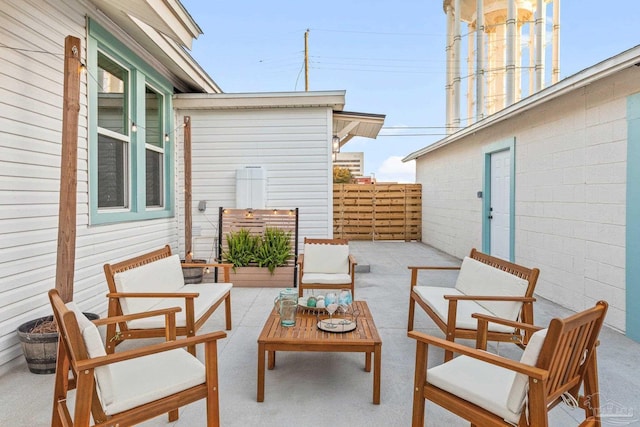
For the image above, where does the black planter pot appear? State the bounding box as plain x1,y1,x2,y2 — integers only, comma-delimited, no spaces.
17,312,99,374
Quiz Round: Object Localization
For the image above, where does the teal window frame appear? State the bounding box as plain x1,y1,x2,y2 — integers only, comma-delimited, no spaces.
481,137,516,261
88,20,174,225
626,92,640,342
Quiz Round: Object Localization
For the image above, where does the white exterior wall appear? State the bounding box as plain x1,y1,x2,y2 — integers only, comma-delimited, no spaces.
175,108,333,259
415,68,638,332
0,0,181,369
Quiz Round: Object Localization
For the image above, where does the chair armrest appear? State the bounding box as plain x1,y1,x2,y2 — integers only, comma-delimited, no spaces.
107,292,199,299
75,331,228,370
297,254,304,265
471,313,542,333
348,254,357,266
407,330,548,380
92,307,182,326
444,294,536,303
407,266,461,270
408,265,460,287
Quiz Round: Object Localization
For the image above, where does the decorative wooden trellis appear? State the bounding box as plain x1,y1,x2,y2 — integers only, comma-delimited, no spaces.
217,208,299,286
333,184,422,241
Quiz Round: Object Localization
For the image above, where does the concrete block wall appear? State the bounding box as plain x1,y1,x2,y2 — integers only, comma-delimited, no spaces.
415,68,639,332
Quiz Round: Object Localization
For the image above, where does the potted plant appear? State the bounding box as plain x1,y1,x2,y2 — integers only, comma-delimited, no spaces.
222,227,294,287
254,227,293,273
223,228,261,270
17,311,99,374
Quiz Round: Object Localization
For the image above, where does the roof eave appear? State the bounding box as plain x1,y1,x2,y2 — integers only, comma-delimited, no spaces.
173,91,347,110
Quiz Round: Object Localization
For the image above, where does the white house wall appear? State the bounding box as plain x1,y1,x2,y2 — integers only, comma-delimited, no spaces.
0,0,182,369
174,108,333,259
415,67,638,332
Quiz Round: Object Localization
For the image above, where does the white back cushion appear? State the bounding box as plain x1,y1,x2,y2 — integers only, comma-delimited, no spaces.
66,302,115,405
303,243,349,274
506,328,548,412
113,254,185,314
455,256,529,320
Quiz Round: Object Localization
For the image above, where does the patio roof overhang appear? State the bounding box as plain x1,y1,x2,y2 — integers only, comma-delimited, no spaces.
332,111,386,148
88,0,222,94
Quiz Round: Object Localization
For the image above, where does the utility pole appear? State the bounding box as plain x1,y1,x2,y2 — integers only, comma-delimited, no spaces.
304,29,309,91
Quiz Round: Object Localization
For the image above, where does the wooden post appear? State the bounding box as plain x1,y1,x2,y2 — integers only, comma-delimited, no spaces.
184,116,193,262
55,36,81,303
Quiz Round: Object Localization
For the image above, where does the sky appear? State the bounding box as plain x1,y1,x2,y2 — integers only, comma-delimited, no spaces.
181,0,640,183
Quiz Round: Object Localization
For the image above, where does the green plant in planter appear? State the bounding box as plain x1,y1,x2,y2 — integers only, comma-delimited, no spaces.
255,227,293,273
223,228,260,270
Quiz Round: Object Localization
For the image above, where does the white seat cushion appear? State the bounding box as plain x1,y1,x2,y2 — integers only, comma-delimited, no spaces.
126,282,232,329
102,348,205,415
303,243,350,274
113,254,185,315
301,273,352,285
454,257,529,321
428,355,521,424
507,328,548,412
413,286,515,333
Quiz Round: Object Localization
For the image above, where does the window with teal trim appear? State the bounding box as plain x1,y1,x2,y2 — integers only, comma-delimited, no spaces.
89,20,174,224
97,52,129,209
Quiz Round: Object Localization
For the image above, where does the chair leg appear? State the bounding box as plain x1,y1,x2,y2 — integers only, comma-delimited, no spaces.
408,295,416,331
225,293,232,330
168,409,179,422
205,340,221,427
581,350,601,427
412,340,428,427
51,338,69,427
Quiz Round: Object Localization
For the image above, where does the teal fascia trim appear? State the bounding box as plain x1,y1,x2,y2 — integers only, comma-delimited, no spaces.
626,92,640,342
481,137,516,261
88,19,175,225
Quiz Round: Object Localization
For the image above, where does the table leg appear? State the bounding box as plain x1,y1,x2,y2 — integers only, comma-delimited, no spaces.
268,351,276,370
365,351,371,372
373,344,381,404
257,344,265,402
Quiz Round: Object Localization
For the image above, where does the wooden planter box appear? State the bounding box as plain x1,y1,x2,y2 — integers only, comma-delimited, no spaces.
229,266,296,288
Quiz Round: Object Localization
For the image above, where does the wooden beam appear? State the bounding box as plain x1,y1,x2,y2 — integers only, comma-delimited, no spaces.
55,36,81,303
184,116,193,262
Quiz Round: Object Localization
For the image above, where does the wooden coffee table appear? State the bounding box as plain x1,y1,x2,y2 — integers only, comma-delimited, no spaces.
257,300,382,404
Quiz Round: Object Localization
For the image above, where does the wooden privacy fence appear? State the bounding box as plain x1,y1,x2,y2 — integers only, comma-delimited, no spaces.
333,184,422,241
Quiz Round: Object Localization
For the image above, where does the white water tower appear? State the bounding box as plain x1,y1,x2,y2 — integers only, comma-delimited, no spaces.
443,0,560,131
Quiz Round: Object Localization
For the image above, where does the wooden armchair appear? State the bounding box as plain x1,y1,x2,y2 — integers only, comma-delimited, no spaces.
297,238,357,298
409,301,608,427
48,289,226,427
103,245,233,355
408,248,539,361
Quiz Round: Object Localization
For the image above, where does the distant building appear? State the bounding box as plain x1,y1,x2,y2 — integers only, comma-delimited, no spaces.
334,152,364,177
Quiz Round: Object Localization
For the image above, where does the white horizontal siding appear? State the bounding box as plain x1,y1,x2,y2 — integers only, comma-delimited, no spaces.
0,0,184,369
175,107,333,260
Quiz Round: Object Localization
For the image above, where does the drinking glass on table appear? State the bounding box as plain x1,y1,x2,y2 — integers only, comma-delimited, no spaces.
338,289,353,324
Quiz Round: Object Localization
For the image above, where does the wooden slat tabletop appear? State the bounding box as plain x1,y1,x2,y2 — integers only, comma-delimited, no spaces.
258,300,381,345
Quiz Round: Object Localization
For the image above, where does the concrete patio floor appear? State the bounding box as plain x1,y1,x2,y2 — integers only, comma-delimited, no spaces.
1,241,639,426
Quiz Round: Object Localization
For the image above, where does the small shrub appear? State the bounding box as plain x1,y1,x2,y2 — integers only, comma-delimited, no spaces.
222,229,260,270
222,227,293,274
254,227,293,273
